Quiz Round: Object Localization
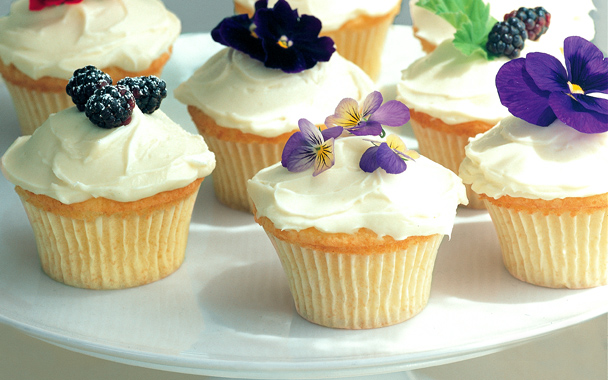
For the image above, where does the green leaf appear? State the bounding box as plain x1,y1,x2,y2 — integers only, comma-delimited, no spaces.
416,0,498,59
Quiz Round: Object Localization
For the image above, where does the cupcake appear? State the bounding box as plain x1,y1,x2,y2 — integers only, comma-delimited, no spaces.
410,0,595,53
0,70,215,290
233,0,402,80
247,95,467,329
460,36,608,289
397,2,595,208
0,0,180,135
174,1,374,213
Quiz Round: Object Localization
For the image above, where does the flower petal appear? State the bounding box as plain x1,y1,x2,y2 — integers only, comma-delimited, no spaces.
575,94,608,115
386,134,406,152
321,126,344,140
368,100,411,126
254,0,268,11
359,145,380,173
377,143,407,174
548,92,608,133
496,58,556,126
325,97,361,128
298,118,323,146
281,132,315,172
360,91,383,119
564,36,608,92
211,15,265,62
312,139,335,176
525,53,568,93
347,121,383,136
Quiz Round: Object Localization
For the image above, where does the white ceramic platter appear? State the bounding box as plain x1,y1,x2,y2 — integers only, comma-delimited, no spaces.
0,27,607,379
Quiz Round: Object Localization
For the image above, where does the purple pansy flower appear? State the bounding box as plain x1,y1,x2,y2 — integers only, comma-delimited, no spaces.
211,0,335,73
282,119,343,176
496,36,608,133
359,135,419,174
325,91,411,136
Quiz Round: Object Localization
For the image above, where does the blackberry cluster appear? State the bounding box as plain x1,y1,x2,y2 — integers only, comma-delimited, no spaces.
486,17,527,59
84,85,136,129
504,7,551,41
65,66,112,111
117,76,167,114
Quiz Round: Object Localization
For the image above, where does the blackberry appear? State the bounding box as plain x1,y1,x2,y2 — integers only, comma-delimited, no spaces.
84,85,135,129
486,17,527,59
117,76,167,114
66,66,112,111
504,7,551,41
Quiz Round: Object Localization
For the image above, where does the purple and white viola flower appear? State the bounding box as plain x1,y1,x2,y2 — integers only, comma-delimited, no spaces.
360,134,420,174
325,91,411,136
496,36,608,133
281,119,343,176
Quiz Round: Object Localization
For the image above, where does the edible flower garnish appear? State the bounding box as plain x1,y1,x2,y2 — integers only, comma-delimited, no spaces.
360,135,420,174
212,0,335,73
496,36,608,133
416,0,497,59
29,0,82,11
325,91,410,136
281,119,343,176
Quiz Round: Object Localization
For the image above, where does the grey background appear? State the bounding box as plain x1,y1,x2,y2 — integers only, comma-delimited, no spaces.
0,0,605,51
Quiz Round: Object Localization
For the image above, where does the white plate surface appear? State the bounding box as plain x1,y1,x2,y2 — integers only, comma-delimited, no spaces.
0,26,607,379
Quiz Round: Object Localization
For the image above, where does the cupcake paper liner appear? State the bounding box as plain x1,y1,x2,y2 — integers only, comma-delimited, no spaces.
4,82,72,135
410,117,485,209
484,198,608,289
17,183,201,290
203,134,283,213
264,231,443,329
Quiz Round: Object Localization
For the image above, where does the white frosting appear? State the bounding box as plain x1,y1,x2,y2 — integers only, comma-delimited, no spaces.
0,0,181,80
459,116,608,200
248,136,468,239
174,48,374,138
410,0,595,48
234,0,402,31
397,40,511,125
1,107,216,204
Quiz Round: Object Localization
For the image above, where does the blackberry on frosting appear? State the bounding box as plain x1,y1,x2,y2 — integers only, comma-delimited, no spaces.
117,76,167,114
65,66,112,111
84,85,136,129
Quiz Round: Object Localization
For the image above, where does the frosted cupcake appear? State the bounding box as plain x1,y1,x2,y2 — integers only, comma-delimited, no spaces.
233,0,402,80
248,94,467,329
1,70,215,290
460,36,608,289
175,1,373,213
397,1,595,208
0,0,180,135
410,0,595,53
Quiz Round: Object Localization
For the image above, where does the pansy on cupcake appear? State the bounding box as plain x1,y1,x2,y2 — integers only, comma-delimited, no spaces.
175,0,374,213
233,0,403,80
396,0,586,209
248,93,467,329
460,36,608,289
1,66,215,290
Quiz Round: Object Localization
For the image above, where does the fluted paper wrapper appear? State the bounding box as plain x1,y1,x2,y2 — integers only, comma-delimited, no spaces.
17,185,201,290
264,231,443,329
324,11,396,81
203,134,282,213
410,118,484,209
4,82,72,135
484,200,608,289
